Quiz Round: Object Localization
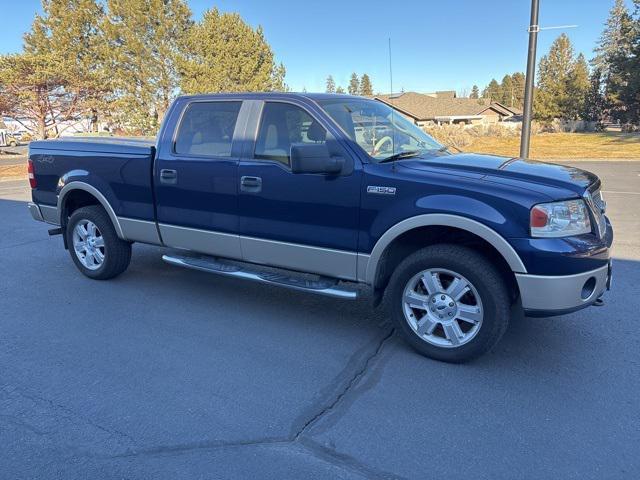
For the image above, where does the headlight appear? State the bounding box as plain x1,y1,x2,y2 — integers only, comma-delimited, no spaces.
530,199,591,238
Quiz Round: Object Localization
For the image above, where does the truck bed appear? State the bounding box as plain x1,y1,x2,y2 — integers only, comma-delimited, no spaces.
29,136,157,222
30,136,156,155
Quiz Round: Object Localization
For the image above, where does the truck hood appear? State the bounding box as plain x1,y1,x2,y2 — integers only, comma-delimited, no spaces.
401,153,598,197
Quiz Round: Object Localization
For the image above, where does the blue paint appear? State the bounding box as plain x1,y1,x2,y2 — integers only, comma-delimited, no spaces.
29,93,613,277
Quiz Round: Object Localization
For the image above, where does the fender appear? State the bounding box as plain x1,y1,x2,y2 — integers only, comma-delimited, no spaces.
362,213,528,285
57,181,125,239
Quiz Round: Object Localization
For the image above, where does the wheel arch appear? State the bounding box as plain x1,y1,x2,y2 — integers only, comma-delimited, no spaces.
364,214,527,295
57,182,125,239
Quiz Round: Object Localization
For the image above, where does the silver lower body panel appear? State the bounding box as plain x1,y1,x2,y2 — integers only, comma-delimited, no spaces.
240,236,358,281
28,202,44,222
516,264,609,314
28,202,59,225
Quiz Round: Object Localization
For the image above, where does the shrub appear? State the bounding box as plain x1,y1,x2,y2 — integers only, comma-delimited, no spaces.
424,122,523,149
424,124,474,149
622,123,639,133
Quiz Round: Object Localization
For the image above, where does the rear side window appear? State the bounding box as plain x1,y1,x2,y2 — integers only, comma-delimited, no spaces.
175,101,242,157
254,102,327,165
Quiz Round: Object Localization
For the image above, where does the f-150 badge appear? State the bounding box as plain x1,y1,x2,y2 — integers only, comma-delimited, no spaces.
367,186,396,195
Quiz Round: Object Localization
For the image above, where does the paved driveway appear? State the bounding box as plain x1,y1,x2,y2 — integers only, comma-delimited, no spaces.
1,161,639,479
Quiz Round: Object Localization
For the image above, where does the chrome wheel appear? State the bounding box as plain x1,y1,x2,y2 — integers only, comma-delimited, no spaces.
72,220,105,270
402,268,483,348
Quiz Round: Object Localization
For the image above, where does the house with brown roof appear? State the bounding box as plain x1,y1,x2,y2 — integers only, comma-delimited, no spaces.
374,91,521,127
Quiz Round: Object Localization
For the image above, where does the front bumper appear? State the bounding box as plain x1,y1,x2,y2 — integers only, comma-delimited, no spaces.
517,263,610,317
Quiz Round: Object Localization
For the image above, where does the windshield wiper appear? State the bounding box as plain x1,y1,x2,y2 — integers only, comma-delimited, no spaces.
378,150,422,163
439,145,461,153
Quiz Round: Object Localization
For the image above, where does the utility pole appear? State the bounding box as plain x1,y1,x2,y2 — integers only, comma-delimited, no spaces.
520,0,540,159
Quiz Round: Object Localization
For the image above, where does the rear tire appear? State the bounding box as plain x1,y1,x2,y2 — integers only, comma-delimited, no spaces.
386,244,511,363
66,205,131,280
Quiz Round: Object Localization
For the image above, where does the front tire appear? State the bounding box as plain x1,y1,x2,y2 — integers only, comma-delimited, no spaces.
66,205,131,280
387,244,511,363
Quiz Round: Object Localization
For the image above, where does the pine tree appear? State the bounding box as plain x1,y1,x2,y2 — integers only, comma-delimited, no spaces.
470,85,479,99
592,0,632,78
1,0,107,138
359,73,373,96
103,0,192,134
500,74,514,106
581,68,605,122
325,75,336,93
613,0,640,124
534,34,578,120
482,79,501,101
592,0,636,122
624,0,640,123
0,54,59,139
0,85,17,116
336,86,345,94
179,8,286,97
511,72,526,109
565,53,590,119
348,73,359,95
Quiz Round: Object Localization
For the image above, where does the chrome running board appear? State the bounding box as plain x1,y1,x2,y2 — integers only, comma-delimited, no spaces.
162,254,358,300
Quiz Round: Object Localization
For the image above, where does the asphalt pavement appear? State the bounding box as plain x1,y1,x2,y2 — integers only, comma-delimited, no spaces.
1,161,638,479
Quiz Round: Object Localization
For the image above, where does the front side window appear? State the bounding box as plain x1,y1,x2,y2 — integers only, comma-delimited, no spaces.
175,101,241,157
254,102,327,165
318,98,445,162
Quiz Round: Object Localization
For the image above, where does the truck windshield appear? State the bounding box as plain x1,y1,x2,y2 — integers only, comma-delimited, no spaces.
318,98,446,162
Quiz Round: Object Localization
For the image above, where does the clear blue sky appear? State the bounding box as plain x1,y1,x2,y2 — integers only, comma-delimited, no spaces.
0,0,632,93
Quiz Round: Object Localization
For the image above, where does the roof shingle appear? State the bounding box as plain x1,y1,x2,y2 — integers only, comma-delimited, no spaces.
374,92,518,120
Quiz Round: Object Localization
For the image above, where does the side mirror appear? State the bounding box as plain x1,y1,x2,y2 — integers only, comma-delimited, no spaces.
290,143,344,174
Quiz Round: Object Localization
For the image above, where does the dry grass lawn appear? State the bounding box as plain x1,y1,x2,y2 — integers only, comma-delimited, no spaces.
0,164,27,179
463,132,640,160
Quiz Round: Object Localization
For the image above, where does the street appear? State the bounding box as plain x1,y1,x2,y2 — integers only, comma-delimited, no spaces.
1,161,639,479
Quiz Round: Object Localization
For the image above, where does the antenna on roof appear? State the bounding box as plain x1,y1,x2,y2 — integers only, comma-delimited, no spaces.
388,38,394,99
388,37,396,169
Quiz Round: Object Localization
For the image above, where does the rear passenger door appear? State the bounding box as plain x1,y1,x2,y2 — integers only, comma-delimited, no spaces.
237,100,361,280
155,100,244,259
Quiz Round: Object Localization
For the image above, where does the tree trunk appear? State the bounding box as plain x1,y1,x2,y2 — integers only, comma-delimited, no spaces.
38,117,46,140
90,109,98,132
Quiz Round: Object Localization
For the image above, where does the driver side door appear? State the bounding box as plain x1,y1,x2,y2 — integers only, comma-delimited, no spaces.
237,100,362,280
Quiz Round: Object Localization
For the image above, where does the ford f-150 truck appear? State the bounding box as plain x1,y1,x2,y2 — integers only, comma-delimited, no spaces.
27,93,613,362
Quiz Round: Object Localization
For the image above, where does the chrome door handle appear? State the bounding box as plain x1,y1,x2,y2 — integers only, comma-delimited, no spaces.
240,176,262,192
160,169,178,184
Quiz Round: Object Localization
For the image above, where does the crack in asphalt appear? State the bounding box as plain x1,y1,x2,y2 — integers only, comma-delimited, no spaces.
1,385,137,446
2,321,397,477
110,437,291,458
98,328,399,479
0,414,51,436
293,328,395,441
298,437,408,480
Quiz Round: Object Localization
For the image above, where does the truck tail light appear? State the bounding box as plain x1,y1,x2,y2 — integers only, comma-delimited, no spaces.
28,160,37,188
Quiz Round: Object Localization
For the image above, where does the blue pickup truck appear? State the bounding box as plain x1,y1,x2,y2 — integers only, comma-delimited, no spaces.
27,93,613,362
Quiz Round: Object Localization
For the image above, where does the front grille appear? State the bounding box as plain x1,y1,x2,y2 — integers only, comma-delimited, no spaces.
591,189,606,213
585,188,607,238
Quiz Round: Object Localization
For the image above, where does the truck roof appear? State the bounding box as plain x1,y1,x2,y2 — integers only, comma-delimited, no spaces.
175,92,365,102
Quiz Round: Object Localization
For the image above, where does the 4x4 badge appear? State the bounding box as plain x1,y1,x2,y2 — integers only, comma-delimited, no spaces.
367,186,396,195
